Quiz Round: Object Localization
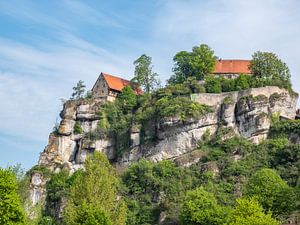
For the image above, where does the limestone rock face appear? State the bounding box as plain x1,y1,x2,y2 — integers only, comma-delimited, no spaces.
38,86,298,172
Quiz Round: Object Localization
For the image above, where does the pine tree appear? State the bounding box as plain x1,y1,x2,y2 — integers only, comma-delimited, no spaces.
71,80,86,99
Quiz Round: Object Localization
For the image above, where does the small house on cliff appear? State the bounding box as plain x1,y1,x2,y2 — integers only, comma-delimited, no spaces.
91,72,141,101
213,59,251,79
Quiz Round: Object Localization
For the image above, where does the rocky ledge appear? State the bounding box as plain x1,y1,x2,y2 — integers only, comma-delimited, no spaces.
38,86,298,172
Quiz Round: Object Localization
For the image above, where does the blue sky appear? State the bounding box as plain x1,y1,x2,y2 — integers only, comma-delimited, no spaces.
1,0,300,169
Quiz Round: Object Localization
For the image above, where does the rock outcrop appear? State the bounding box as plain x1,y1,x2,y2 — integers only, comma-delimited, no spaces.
38,86,298,173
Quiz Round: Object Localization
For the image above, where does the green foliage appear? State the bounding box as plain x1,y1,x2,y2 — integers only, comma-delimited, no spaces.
180,186,228,225
156,96,212,121
169,44,217,84
69,203,112,225
0,168,26,225
28,165,52,179
270,119,300,138
44,170,73,219
244,168,295,217
204,76,222,93
63,152,127,225
235,74,250,90
250,51,291,89
133,54,160,93
122,160,195,224
38,216,57,225
73,121,83,134
71,80,86,100
117,85,137,113
84,90,93,99
227,198,279,225
223,96,234,105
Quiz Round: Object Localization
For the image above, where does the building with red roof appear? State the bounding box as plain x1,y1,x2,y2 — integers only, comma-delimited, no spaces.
92,72,142,101
213,59,251,78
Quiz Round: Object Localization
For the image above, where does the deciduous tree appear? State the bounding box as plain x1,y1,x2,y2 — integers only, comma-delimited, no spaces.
169,44,217,84
133,54,160,93
63,152,127,225
227,198,279,225
0,168,26,225
180,186,228,225
250,51,291,88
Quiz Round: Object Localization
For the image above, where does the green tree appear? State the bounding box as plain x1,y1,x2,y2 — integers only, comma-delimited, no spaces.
235,74,250,90
180,186,228,225
250,51,291,88
169,44,217,84
133,54,160,93
63,152,127,225
204,76,222,93
244,168,295,217
71,80,86,99
117,85,137,113
0,168,26,225
227,198,279,225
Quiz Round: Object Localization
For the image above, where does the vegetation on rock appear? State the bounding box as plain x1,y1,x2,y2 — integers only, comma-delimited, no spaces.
132,54,160,93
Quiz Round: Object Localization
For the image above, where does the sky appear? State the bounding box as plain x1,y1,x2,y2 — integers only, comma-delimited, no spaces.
0,0,300,169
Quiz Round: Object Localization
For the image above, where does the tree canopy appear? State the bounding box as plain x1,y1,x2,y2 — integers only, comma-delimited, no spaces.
169,44,217,84
180,186,228,225
250,51,291,89
227,198,279,225
0,168,26,225
63,152,127,225
244,168,295,217
133,54,160,93
117,85,137,113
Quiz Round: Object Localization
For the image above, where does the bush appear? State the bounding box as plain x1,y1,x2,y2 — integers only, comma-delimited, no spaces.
73,121,83,134
204,76,222,93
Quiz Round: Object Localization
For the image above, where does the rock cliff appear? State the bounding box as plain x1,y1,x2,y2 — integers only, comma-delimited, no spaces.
38,86,298,173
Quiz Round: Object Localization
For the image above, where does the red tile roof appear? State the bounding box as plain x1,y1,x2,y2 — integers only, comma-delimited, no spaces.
213,60,251,74
102,73,130,92
101,72,143,94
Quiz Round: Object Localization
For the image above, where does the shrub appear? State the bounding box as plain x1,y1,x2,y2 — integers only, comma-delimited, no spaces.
204,76,222,93
73,121,83,134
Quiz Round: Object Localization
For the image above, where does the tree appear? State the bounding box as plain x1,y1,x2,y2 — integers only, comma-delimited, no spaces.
169,44,217,84
204,76,222,93
0,168,26,225
180,186,228,225
63,152,127,225
117,85,137,113
249,51,291,88
133,54,160,93
244,168,295,217
235,74,250,90
71,80,86,99
227,198,279,225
